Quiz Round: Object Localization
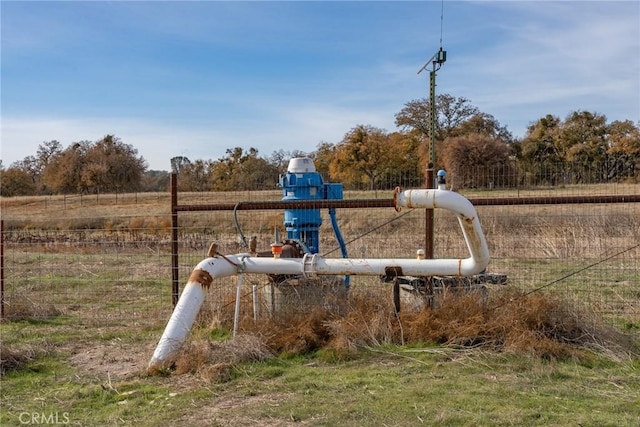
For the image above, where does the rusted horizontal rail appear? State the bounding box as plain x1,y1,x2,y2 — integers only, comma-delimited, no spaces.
174,194,640,212
469,194,640,206
174,199,395,212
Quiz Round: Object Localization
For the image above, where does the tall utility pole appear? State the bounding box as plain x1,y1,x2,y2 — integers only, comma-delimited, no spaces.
417,47,446,258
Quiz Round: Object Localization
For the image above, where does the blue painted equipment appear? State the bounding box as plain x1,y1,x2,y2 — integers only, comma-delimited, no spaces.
278,157,349,287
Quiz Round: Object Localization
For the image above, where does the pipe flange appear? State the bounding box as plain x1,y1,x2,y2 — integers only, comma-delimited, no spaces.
393,187,403,212
301,253,317,278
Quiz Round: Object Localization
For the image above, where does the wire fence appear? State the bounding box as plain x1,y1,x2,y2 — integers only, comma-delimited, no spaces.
1,177,639,339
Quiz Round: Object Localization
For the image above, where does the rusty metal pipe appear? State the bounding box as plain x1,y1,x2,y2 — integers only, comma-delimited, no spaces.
173,194,640,213
175,199,395,212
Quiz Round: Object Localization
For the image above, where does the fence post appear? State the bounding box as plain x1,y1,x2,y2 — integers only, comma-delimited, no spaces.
171,174,179,307
425,164,434,259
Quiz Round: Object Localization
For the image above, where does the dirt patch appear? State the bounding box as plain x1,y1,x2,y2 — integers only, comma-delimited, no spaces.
68,339,155,381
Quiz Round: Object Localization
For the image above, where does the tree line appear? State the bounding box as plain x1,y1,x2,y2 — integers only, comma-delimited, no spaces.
1,94,638,197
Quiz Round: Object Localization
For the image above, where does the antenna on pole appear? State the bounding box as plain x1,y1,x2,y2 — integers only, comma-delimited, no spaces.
417,47,446,167
418,0,446,165
417,0,447,259
439,0,444,49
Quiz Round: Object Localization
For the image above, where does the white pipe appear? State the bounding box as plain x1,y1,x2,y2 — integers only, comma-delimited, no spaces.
252,284,259,321
148,188,490,371
393,187,490,273
148,257,237,371
233,273,243,338
147,281,205,371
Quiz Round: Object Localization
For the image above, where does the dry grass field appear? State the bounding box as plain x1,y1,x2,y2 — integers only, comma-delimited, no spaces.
1,185,639,425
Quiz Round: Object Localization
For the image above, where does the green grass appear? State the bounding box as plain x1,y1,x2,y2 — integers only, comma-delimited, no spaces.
0,356,201,426
177,348,640,426
3,342,638,426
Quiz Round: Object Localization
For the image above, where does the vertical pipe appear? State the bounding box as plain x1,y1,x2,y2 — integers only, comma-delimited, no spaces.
252,284,258,321
233,273,244,338
425,165,435,259
171,173,179,307
329,207,350,289
392,278,400,314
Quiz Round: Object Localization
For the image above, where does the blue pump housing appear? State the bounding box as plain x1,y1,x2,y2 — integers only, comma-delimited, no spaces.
278,157,349,288
279,158,340,254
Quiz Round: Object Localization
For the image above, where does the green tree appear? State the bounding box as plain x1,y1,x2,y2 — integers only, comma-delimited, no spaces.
0,165,37,196
238,154,279,190
80,135,147,193
560,111,608,183
310,142,336,181
384,131,423,189
395,94,509,174
141,170,171,192
178,159,214,191
35,140,62,193
42,141,91,193
210,147,278,191
517,115,563,185
606,120,640,181
210,147,245,191
442,134,513,190
329,125,402,191
41,136,146,194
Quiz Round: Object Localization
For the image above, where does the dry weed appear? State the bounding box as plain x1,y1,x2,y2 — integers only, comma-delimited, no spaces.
174,333,273,381
184,286,637,378
152,277,640,380
2,292,62,321
0,341,55,375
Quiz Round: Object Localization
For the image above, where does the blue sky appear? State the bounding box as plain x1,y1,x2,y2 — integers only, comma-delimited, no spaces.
2,1,639,171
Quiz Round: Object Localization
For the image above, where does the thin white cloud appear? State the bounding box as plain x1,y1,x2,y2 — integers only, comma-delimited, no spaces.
1,103,393,171
439,1,639,136
2,1,638,171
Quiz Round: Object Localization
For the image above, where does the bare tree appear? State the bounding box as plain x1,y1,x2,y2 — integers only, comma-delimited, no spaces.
395,94,480,142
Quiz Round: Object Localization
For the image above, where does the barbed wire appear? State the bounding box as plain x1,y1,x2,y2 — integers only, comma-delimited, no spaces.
488,242,640,312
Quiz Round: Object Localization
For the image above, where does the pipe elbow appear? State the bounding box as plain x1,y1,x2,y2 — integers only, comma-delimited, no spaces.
193,256,238,282
460,255,489,276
